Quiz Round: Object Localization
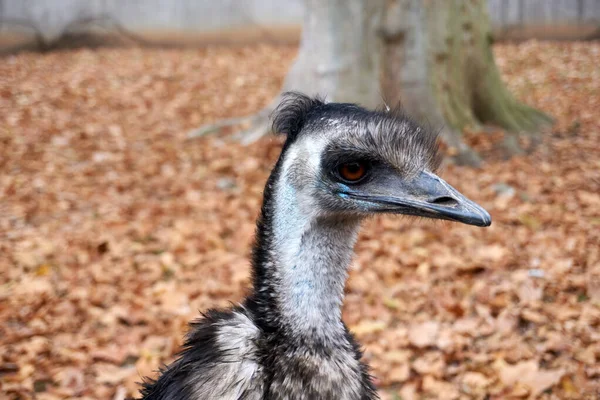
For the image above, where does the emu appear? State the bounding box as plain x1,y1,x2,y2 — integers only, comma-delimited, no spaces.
140,93,491,400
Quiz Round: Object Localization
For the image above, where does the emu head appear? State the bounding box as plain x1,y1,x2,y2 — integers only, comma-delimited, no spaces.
272,92,491,227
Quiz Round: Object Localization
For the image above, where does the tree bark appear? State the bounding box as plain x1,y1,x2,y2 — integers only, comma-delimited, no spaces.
194,0,552,164
282,0,385,107
407,0,552,160
201,0,387,144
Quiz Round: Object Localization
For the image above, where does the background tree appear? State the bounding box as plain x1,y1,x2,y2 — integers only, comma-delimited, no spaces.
190,0,553,165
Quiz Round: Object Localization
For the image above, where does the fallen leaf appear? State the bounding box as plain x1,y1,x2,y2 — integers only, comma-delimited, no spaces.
95,364,136,385
350,320,387,336
388,364,410,383
408,321,439,348
494,359,565,397
462,371,491,390
422,375,460,399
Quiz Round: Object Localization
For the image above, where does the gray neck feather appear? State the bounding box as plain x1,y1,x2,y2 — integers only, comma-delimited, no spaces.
271,178,360,340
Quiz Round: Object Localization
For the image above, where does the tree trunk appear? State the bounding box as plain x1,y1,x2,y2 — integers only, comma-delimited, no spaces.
281,0,385,107
226,0,386,144
284,0,552,164
196,0,552,164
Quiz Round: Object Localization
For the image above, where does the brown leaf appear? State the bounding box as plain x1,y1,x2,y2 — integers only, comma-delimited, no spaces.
95,364,136,385
388,364,410,383
461,371,491,390
412,351,445,377
494,359,565,397
422,375,460,399
408,321,440,348
350,320,387,336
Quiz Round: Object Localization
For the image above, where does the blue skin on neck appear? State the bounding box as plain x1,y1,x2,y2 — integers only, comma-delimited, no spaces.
278,181,359,306
293,277,315,304
277,182,314,302
292,247,314,303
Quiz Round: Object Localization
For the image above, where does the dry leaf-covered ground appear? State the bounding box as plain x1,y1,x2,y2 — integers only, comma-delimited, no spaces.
1,41,599,400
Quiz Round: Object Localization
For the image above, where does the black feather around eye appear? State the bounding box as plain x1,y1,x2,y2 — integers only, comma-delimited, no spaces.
271,92,325,142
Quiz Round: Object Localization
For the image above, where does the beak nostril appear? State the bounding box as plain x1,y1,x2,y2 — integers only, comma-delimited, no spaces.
429,196,458,207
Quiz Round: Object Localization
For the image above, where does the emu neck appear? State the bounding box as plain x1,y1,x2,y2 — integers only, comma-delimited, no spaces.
252,171,360,341
276,201,359,337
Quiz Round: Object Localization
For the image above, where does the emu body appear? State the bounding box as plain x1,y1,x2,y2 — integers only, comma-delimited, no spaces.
140,93,490,400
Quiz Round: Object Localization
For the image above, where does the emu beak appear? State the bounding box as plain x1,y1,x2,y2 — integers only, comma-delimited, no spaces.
345,171,492,227
396,171,492,227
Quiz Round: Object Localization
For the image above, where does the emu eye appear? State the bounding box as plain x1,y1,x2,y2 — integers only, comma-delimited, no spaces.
338,162,368,182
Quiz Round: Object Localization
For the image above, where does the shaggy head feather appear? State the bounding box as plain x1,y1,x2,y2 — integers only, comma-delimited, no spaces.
272,91,441,177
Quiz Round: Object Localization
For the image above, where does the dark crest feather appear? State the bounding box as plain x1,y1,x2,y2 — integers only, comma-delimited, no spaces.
271,92,325,141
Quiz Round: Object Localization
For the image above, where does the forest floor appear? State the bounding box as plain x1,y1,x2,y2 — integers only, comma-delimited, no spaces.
1,41,599,400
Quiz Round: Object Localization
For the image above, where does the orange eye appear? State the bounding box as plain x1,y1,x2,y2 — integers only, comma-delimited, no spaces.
338,162,367,182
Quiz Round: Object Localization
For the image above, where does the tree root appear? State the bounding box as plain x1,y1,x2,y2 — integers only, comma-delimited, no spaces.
440,127,483,167
453,146,483,167
492,101,553,157
500,134,526,158
186,115,259,139
234,114,272,145
186,108,272,143
186,94,283,143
